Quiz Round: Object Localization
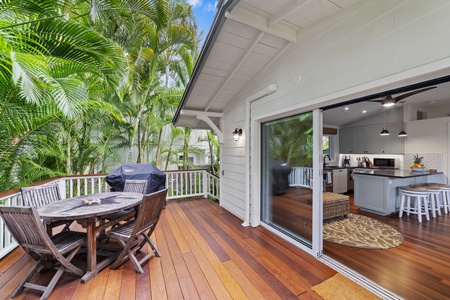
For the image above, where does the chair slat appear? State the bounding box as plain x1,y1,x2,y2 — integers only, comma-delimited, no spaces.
123,180,148,194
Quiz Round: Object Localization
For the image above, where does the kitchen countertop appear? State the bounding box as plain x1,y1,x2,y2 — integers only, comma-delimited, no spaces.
353,169,442,178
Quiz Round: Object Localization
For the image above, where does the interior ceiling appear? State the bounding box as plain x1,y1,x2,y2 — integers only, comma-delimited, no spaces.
323,80,450,127
175,0,360,129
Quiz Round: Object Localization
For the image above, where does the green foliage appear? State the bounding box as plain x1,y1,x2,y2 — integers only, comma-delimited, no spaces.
265,113,313,167
0,0,205,192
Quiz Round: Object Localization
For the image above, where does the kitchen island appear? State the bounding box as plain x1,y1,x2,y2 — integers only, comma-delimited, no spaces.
353,169,444,215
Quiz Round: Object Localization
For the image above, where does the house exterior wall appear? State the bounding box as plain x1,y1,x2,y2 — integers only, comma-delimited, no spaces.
220,0,450,221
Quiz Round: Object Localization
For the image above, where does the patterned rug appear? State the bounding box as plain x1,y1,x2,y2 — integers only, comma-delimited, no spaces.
323,213,403,249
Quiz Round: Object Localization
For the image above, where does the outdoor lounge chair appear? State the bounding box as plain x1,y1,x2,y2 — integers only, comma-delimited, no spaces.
21,183,73,233
0,206,86,300
106,189,167,273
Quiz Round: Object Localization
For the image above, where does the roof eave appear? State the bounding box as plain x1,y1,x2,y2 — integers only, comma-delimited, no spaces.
172,0,240,127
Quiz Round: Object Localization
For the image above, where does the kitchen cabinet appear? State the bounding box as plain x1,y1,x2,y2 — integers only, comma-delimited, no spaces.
339,125,382,154
339,124,404,154
332,169,347,193
382,123,405,153
339,127,353,153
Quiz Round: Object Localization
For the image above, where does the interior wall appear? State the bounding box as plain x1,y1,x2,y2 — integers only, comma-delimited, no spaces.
220,0,450,219
405,117,449,181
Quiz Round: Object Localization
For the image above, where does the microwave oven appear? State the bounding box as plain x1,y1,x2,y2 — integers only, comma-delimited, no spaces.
373,158,396,168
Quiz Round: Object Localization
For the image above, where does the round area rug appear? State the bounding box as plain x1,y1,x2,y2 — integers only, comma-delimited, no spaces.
323,213,403,249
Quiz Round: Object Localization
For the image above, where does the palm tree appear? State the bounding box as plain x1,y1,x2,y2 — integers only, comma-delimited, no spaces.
0,0,175,190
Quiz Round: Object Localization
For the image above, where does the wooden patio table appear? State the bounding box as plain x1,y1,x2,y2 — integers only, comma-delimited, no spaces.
38,191,143,283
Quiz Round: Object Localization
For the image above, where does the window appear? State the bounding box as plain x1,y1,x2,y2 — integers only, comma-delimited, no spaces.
322,136,330,155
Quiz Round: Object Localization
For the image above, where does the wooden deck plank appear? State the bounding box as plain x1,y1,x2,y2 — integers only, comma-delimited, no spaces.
157,213,184,300
167,202,233,300
149,228,168,300
161,207,200,300
0,259,34,300
118,263,136,300
102,267,122,300
175,201,248,299
210,230,282,300
178,201,230,263
164,203,191,254
182,252,216,300
185,199,300,300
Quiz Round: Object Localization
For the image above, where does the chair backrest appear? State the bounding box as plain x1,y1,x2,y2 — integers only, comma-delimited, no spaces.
21,183,62,208
133,189,168,236
0,206,56,254
123,179,148,194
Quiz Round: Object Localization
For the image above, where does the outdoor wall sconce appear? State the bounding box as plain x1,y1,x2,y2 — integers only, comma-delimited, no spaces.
233,128,242,141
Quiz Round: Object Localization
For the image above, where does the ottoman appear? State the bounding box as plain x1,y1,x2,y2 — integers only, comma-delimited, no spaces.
323,192,350,220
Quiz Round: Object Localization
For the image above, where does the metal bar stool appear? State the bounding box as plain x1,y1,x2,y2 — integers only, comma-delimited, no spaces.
399,186,429,222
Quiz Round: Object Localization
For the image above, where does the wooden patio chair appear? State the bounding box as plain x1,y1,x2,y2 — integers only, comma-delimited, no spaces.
21,183,73,232
106,189,167,273
0,206,86,300
123,179,148,194
102,179,149,225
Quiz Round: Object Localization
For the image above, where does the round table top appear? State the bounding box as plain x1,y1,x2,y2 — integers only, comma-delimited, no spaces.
38,192,143,221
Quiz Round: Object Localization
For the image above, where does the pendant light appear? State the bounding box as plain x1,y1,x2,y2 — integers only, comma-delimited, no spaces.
398,101,407,137
380,108,390,136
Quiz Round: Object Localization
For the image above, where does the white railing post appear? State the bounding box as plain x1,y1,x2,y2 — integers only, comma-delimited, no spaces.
57,179,67,199
203,170,208,198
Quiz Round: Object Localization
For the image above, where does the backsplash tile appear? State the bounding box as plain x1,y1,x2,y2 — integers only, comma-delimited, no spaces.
403,153,443,171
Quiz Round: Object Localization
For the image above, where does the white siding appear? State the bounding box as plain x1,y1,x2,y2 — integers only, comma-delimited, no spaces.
219,0,450,219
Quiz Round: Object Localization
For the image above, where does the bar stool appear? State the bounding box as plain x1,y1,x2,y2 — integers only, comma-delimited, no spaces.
420,183,449,215
440,186,450,214
427,188,441,218
399,186,429,222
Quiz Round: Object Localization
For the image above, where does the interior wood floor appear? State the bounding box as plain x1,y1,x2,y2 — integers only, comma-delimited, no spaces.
0,198,335,300
267,187,450,299
324,193,450,300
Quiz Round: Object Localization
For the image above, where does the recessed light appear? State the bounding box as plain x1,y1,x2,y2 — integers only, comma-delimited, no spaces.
362,110,367,114
345,107,349,110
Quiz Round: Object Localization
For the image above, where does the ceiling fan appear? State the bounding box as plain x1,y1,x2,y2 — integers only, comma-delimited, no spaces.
370,86,437,107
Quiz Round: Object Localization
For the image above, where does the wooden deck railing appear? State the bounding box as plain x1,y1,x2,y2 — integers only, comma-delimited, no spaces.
0,169,219,259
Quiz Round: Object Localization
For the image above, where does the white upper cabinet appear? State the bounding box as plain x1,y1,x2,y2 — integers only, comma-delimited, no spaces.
339,124,403,154
382,123,405,154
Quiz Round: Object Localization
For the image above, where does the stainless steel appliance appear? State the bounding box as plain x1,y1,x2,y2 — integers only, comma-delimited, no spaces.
373,158,396,169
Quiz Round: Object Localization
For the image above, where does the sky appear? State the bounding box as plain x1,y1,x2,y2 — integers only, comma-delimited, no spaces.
187,0,217,43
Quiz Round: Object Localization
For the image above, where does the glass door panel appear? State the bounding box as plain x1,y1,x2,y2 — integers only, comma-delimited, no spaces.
261,112,314,247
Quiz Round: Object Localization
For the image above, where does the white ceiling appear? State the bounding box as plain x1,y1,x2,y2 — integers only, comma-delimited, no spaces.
323,80,450,127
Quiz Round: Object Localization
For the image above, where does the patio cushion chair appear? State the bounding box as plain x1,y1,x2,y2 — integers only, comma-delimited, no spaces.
21,183,73,233
0,206,86,300
106,189,167,273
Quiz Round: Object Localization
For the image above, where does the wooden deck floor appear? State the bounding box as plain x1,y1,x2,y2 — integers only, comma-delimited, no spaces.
0,198,336,300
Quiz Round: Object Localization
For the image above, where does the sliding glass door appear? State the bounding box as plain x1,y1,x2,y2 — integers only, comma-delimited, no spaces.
261,111,316,248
